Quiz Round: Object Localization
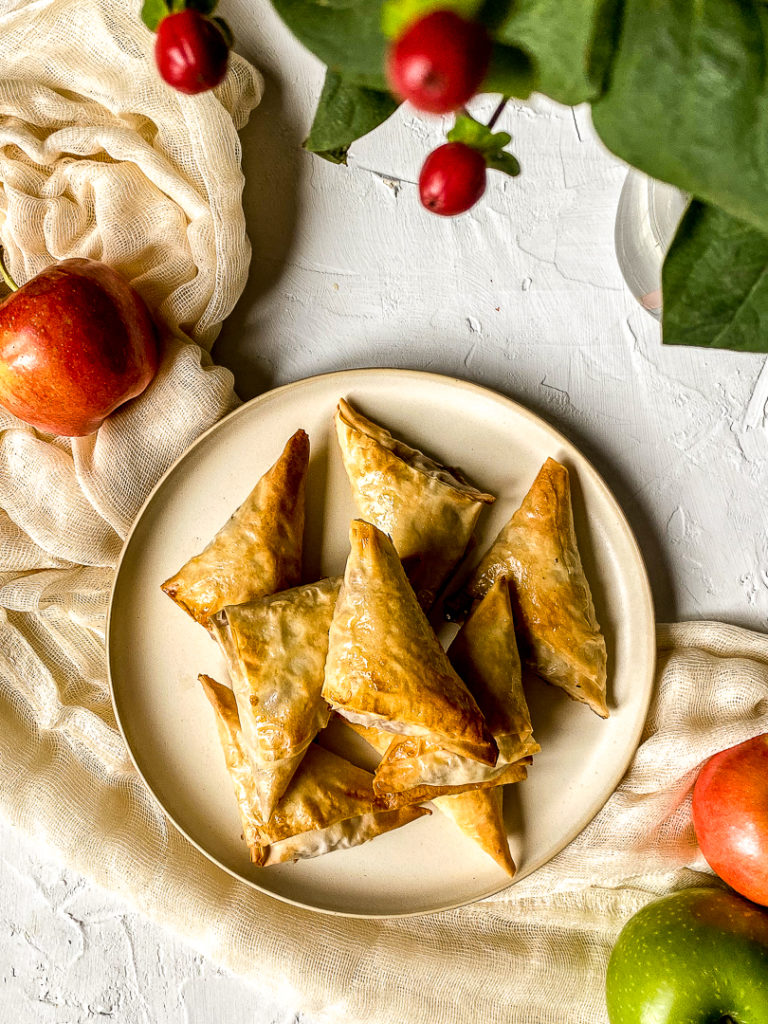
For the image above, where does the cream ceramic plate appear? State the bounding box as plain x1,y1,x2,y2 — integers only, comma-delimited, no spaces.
108,369,654,918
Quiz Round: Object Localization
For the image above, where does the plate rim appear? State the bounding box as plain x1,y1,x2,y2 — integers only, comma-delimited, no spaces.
106,366,656,919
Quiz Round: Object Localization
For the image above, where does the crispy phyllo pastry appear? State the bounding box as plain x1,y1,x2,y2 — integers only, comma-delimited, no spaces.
373,736,533,805
335,398,494,609
198,674,266,857
345,721,527,804
373,577,538,801
212,577,341,819
161,429,309,626
448,576,538,765
322,520,498,765
375,752,530,810
459,457,608,718
200,675,428,866
434,788,516,876
348,721,520,873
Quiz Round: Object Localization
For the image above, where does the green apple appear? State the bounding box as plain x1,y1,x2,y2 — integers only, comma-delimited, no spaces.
606,887,768,1024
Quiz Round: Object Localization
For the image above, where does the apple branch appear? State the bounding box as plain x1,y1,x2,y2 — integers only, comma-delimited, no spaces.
486,97,507,130
0,249,19,292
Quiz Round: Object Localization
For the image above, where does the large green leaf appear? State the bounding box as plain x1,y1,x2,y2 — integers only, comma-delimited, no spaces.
490,0,620,105
662,200,768,352
592,0,768,237
304,71,399,164
271,0,389,91
482,42,534,99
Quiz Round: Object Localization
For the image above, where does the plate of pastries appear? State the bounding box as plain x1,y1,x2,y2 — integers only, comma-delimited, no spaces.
108,369,655,917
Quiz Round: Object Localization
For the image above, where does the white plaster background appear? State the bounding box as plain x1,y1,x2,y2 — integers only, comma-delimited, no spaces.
2,0,768,1018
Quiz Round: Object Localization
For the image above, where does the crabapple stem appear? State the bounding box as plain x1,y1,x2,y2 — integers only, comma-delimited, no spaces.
0,248,18,292
487,97,508,130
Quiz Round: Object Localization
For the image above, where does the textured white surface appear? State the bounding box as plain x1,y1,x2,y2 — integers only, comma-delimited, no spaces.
3,0,768,1018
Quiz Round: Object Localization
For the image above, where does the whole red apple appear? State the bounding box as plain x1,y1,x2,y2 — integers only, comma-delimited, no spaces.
692,732,768,905
0,258,159,436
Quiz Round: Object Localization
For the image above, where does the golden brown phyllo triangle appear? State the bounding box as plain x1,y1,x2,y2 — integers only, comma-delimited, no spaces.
210,576,341,820
199,674,429,866
458,457,608,718
161,428,309,625
335,398,494,610
322,518,498,766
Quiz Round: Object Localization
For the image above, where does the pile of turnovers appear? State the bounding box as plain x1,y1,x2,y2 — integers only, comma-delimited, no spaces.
160,399,608,876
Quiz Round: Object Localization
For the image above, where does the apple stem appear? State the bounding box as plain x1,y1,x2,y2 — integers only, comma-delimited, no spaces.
0,248,19,292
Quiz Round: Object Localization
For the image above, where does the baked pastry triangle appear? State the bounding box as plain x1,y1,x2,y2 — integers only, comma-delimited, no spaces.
448,576,538,766
198,674,266,857
434,788,516,876
458,457,608,718
347,720,518,873
345,721,528,805
322,519,497,765
335,398,494,609
212,576,341,819
161,429,309,625
373,577,538,801
200,675,428,866
372,735,534,805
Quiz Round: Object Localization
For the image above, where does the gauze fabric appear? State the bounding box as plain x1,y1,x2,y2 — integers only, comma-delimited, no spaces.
1,4,766,1023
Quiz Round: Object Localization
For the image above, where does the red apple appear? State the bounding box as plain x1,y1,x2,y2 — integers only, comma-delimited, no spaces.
0,257,159,436
692,732,768,905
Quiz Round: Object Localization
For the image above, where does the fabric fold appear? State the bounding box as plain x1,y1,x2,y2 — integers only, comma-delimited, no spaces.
2,618,766,1024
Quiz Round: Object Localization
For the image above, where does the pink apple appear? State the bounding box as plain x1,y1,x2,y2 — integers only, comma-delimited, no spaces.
692,733,768,905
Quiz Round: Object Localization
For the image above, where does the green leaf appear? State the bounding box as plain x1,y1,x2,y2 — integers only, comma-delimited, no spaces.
271,0,390,91
381,0,483,39
485,150,520,175
491,0,620,105
447,112,520,177
592,0,768,238
662,200,768,352
304,71,399,164
141,0,171,32
447,113,500,148
142,0,217,26
482,41,534,99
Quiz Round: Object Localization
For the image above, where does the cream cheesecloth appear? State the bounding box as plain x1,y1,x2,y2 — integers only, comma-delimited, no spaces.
1,2,767,1022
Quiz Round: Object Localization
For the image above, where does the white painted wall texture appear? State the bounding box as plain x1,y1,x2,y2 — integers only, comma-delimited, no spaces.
3,0,768,1018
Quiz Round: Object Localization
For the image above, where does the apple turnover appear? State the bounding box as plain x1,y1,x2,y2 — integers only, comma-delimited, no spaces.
348,722,523,874
212,576,341,819
458,457,608,718
322,519,498,765
199,675,429,866
373,577,538,802
345,721,525,802
161,429,309,626
335,398,494,609
434,788,516,876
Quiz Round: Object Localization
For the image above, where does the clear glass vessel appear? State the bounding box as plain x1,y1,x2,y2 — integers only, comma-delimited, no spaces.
614,170,688,319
